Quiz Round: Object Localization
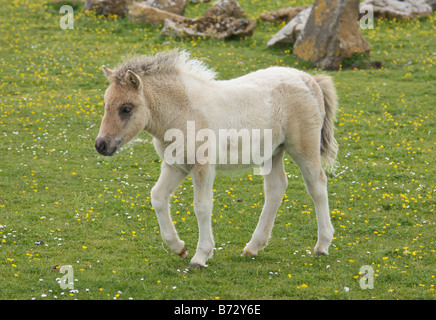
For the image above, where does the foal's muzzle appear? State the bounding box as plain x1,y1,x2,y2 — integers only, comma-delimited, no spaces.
95,136,120,156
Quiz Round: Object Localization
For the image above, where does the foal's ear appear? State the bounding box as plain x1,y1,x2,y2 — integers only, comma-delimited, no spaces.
125,70,141,89
102,65,114,80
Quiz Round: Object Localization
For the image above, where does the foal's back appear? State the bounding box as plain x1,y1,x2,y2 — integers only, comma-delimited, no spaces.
194,67,318,130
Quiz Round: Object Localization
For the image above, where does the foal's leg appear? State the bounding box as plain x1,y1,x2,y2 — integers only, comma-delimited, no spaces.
189,165,216,268
291,154,334,255
151,161,189,258
242,149,288,257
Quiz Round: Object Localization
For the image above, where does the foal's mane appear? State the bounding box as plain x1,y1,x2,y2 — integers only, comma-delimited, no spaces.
112,50,217,83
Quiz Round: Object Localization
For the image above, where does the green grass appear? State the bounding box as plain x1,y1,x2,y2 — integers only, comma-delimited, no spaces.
0,0,434,300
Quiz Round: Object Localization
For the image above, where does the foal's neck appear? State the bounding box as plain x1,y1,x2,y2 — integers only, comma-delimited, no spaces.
143,75,203,141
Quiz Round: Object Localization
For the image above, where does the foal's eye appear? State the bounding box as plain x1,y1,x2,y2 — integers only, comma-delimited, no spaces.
120,105,133,114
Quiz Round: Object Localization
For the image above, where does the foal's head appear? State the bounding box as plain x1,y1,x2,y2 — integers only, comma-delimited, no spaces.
95,66,149,156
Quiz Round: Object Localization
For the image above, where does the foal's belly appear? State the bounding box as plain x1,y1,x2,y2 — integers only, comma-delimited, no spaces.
215,162,256,172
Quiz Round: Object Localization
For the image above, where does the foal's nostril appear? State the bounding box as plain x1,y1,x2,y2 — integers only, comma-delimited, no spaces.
95,139,107,154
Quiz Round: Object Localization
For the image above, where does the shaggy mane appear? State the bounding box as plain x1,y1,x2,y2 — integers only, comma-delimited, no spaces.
112,50,217,83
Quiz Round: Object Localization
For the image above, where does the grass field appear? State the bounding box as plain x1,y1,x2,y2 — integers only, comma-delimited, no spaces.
0,0,434,300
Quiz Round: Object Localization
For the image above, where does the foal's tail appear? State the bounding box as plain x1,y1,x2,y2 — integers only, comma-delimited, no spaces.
314,75,339,173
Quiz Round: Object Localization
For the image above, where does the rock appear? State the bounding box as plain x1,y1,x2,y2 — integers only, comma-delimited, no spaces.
53,0,82,3
145,0,187,16
266,7,311,48
293,0,370,70
161,0,255,39
204,0,247,19
162,18,206,38
161,16,256,39
267,0,432,55
128,2,189,25
260,5,311,22
84,0,132,17
361,0,432,19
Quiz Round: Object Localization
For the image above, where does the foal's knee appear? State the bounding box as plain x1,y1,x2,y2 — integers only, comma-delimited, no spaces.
150,186,168,212
193,198,212,217
278,174,288,192
304,169,328,199
265,173,288,200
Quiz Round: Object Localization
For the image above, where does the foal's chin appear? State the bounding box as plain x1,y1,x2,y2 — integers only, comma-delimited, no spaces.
106,148,118,156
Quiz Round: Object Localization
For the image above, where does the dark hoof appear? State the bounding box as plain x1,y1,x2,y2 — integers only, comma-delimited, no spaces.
241,249,257,257
178,246,188,259
188,262,205,269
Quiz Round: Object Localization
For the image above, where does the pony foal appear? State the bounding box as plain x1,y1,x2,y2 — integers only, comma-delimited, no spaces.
95,50,338,268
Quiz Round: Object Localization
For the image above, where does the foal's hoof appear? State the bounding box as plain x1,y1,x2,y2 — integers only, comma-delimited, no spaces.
241,249,257,257
314,249,329,256
188,262,205,269
178,246,188,259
